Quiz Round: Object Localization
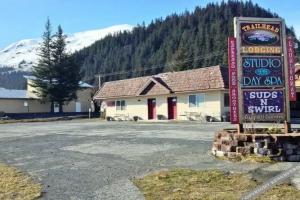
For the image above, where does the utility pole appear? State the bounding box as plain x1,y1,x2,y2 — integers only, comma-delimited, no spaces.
98,75,101,89
95,74,102,89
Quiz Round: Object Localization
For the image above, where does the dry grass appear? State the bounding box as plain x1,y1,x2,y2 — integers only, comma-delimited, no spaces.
0,118,66,124
240,155,274,163
133,169,300,200
259,183,300,200
0,163,42,200
227,155,275,163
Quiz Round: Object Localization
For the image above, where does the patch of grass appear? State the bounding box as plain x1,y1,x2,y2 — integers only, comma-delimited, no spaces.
0,116,88,124
133,169,300,200
240,155,274,163
260,183,300,200
0,163,42,200
225,155,275,163
0,118,49,124
133,169,256,200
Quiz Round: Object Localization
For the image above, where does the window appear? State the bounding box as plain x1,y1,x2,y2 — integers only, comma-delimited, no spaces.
116,100,126,110
224,93,230,107
106,101,115,107
121,100,126,110
189,94,205,107
189,95,196,107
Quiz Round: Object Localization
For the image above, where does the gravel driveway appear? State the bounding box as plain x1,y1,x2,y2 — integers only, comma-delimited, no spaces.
0,120,299,199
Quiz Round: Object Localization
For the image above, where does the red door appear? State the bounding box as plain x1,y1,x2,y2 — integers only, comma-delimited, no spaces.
148,98,156,120
167,97,177,120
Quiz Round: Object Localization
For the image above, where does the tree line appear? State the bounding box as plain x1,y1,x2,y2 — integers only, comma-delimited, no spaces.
0,66,30,89
72,0,300,85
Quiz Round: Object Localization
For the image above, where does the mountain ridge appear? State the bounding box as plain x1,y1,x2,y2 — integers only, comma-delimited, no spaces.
0,24,133,71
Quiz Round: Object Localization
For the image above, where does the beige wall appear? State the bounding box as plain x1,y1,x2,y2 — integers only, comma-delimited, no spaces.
1,82,93,113
104,90,229,121
63,89,93,112
296,79,300,89
0,90,92,113
26,79,93,113
0,99,50,113
27,79,38,99
220,91,230,116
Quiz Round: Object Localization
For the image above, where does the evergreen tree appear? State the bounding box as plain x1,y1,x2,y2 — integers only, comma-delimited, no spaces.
172,42,190,71
31,18,56,112
31,20,81,113
51,25,81,113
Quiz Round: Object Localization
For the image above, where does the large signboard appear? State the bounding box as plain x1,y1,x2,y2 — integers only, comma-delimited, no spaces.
229,17,295,123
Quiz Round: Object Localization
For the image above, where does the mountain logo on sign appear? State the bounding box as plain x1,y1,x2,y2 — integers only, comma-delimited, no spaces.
243,30,279,45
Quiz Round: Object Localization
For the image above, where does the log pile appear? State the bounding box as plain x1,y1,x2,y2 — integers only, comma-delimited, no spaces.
212,130,300,162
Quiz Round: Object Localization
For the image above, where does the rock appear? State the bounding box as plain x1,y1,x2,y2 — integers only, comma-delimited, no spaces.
257,148,268,155
287,155,300,162
215,150,225,157
285,149,294,155
221,145,236,152
173,188,182,192
227,152,237,159
211,149,216,156
254,147,258,154
283,143,297,150
264,138,271,144
213,142,221,151
155,172,169,180
273,156,286,162
264,142,276,149
254,142,263,148
234,134,248,142
236,147,251,156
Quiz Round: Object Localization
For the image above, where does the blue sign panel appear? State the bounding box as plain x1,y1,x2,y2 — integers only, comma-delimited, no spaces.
243,90,285,121
242,56,283,87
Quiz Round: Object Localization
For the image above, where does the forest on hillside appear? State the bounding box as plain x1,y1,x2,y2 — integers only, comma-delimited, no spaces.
72,0,300,85
0,67,29,89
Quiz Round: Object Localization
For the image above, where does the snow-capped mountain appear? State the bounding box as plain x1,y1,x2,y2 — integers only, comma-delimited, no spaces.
0,24,133,71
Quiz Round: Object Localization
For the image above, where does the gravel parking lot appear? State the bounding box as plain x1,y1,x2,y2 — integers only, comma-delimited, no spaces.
0,120,299,200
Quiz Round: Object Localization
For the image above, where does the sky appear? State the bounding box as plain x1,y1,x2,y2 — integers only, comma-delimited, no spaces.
0,0,300,49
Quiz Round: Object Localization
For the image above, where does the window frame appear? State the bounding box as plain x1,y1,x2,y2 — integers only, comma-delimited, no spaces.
116,100,126,110
188,93,205,108
189,95,197,107
224,93,230,107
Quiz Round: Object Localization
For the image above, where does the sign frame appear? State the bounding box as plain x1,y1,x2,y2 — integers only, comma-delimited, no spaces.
241,55,284,88
233,17,290,123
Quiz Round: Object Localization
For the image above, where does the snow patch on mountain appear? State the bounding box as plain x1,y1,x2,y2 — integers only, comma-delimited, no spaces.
0,24,133,71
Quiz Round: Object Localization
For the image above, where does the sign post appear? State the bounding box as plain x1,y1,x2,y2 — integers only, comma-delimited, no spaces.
287,37,297,102
229,17,295,133
228,37,239,124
